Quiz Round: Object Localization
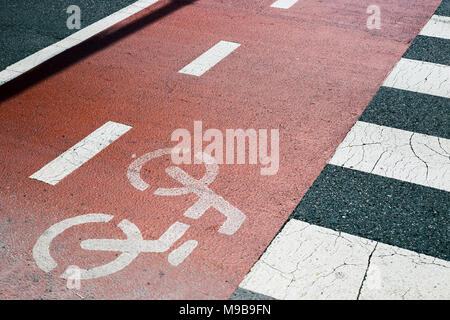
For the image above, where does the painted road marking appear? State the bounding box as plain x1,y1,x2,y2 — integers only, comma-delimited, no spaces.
238,219,450,299
419,15,450,40
178,41,241,77
328,121,450,192
30,121,132,185
0,69,20,86
33,214,114,273
33,150,246,280
0,0,159,86
128,149,246,235
270,0,298,9
168,240,199,266
33,213,191,280
235,7,450,301
382,58,450,99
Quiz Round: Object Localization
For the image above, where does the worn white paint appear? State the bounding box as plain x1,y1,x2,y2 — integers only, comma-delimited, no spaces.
168,240,198,266
76,221,190,279
33,212,192,280
64,218,145,280
239,219,450,300
0,68,21,85
163,165,246,235
30,121,132,185
178,41,241,76
419,15,450,40
270,0,298,9
382,58,450,98
328,121,450,192
80,221,189,253
33,213,114,273
239,219,376,299
128,150,246,235
359,243,450,300
0,0,159,86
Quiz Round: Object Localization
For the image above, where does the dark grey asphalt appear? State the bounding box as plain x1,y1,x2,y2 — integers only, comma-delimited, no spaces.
292,165,450,261
404,35,450,65
360,87,450,139
0,1,136,70
436,0,450,15
230,287,276,300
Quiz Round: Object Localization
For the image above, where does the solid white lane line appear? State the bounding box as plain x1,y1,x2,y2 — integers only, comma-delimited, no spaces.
239,219,450,300
0,0,159,86
328,121,450,192
29,121,132,185
419,15,450,40
178,41,241,77
270,0,298,9
0,69,21,86
382,58,450,98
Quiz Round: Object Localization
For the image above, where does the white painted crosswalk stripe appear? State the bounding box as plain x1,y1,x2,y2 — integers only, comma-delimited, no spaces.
30,121,132,185
419,15,450,40
239,219,450,300
328,121,450,192
382,58,450,99
235,7,450,301
270,0,298,9
178,41,241,77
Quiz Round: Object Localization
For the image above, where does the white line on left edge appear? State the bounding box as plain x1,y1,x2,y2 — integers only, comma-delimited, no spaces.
29,121,132,185
0,0,159,86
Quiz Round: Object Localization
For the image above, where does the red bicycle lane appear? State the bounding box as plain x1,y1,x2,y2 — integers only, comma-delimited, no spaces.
0,0,441,299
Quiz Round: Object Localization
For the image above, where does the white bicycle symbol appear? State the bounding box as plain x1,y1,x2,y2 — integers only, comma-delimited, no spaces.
33,148,246,280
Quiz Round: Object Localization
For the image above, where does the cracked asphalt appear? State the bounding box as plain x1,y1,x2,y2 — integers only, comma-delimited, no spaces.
0,0,448,300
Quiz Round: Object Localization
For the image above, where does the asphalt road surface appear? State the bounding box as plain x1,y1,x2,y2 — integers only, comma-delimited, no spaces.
0,0,448,299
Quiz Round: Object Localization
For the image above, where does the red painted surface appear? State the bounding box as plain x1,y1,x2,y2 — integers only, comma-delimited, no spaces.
0,0,441,299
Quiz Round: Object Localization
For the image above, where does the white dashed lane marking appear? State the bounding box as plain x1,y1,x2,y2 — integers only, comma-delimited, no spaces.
30,121,132,185
419,15,450,40
329,121,450,192
270,0,299,9
239,219,450,300
178,41,241,77
382,58,450,99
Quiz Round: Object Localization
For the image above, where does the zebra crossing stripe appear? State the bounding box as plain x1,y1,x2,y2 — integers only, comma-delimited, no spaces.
234,7,450,300
329,121,450,192
382,58,450,99
238,219,450,300
419,15,450,40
